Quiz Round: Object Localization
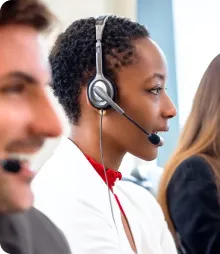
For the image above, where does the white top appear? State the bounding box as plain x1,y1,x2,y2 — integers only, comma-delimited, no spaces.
32,137,177,254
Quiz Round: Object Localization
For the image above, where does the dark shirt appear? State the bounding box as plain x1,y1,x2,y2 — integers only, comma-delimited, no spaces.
0,207,71,254
167,156,220,254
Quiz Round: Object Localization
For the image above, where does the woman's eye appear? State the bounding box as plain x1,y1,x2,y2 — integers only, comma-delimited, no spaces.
149,87,163,95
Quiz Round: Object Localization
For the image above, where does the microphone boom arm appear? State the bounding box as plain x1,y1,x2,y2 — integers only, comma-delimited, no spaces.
93,86,160,145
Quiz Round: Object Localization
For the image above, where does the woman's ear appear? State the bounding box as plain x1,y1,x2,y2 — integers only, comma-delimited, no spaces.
82,86,106,115
84,87,99,113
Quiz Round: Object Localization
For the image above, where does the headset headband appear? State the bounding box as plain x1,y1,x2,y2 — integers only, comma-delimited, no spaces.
96,15,109,41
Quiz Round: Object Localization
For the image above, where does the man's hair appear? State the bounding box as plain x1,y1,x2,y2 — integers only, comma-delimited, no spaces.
50,16,150,124
0,0,54,32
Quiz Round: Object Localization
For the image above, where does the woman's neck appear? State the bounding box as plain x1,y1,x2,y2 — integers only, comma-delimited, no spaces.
70,127,125,171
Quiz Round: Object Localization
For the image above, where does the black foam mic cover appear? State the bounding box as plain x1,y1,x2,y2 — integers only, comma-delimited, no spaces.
148,133,161,145
1,159,21,173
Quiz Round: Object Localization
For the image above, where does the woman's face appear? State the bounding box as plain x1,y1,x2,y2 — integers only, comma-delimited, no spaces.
103,38,177,161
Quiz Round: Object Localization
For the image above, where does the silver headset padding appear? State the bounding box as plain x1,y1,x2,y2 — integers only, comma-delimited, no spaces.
88,77,114,109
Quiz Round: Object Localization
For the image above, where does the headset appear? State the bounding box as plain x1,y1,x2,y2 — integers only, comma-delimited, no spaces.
87,15,162,146
86,16,162,254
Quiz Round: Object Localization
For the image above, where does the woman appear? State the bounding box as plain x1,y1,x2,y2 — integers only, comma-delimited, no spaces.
158,54,220,254
32,15,177,254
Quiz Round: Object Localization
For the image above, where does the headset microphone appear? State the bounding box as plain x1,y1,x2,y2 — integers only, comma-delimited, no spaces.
0,159,21,173
87,16,162,246
87,16,162,146
93,86,162,146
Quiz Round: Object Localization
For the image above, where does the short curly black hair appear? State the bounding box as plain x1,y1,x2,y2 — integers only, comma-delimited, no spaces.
50,16,149,124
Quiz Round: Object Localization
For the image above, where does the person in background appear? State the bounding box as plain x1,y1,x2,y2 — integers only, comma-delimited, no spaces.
0,0,70,253
33,15,177,254
158,54,220,254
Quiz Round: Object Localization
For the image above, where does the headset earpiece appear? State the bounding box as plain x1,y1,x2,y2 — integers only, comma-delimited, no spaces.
87,15,117,110
87,78,116,110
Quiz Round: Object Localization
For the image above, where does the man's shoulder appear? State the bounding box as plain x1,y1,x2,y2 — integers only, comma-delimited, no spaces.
26,207,71,253
0,211,31,254
0,208,71,254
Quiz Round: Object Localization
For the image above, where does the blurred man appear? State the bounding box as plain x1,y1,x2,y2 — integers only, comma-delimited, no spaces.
0,0,70,253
